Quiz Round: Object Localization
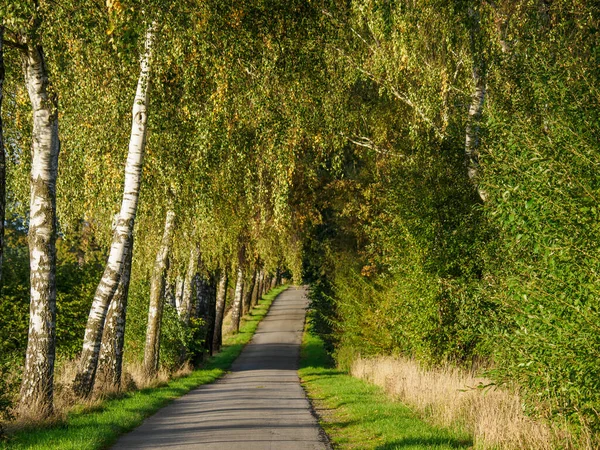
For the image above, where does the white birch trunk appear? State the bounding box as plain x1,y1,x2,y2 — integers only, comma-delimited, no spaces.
257,270,265,301
144,210,176,377
74,24,156,397
174,276,184,315
194,273,216,357
465,6,487,201
164,277,176,307
242,267,257,315
18,40,60,417
212,269,228,353
179,245,200,324
259,270,266,298
95,241,133,394
250,268,260,308
228,265,244,334
0,27,6,287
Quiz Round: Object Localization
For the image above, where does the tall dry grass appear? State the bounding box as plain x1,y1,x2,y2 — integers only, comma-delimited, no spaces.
351,356,588,449
5,357,194,432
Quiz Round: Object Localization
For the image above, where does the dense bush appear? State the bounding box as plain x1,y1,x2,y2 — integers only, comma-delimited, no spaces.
304,0,600,438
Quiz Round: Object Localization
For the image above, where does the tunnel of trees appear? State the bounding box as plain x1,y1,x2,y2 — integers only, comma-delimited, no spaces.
1,0,599,444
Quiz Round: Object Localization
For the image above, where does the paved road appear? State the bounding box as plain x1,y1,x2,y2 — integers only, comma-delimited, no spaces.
112,286,328,450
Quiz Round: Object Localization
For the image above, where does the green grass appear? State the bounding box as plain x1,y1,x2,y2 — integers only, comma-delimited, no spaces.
299,330,473,450
2,285,289,450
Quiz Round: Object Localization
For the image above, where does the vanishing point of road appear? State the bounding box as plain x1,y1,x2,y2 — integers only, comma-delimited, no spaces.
112,286,329,449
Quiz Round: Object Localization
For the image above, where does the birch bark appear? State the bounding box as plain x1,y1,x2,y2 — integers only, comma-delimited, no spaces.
95,242,133,393
193,274,204,319
203,277,217,357
242,268,257,315
212,269,228,353
179,246,200,324
74,24,156,397
0,27,6,287
144,210,176,377
194,273,216,360
18,39,60,417
228,265,244,334
261,272,269,297
174,276,184,315
164,278,176,307
250,269,260,308
465,6,487,201
257,270,265,301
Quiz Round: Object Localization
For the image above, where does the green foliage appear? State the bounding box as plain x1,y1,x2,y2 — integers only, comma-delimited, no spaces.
2,0,600,441
303,0,600,438
0,220,103,410
480,0,600,431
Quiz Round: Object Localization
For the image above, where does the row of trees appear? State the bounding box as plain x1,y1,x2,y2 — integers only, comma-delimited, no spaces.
0,0,309,418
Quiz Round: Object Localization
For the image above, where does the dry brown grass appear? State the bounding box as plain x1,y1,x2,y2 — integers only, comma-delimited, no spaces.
3,298,250,433
5,356,195,433
351,356,586,450
125,361,193,391
7,358,100,432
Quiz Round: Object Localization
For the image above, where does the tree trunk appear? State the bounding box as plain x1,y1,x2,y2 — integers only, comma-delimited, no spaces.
144,210,176,378
204,276,217,356
257,270,265,302
174,275,184,316
268,274,274,293
0,27,6,288
242,267,257,316
262,272,269,297
73,24,156,398
212,269,228,353
194,273,216,360
18,40,60,417
228,265,244,334
164,277,176,307
465,5,487,201
251,269,261,308
179,246,200,324
95,242,133,394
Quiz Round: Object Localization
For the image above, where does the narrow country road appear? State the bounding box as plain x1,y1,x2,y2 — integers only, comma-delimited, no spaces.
112,286,329,450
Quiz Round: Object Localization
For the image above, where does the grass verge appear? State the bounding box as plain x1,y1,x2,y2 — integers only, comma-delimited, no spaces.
299,329,473,450
2,285,289,450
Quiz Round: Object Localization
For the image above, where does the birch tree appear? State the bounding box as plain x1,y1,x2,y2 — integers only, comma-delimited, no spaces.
144,209,175,377
465,3,487,201
0,26,5,288
194,272,216,359
178,245,200,324
250,268,261,308
94,242,133,393
74,23,156,398
228,264,244,334
18,29,61,417
242,267,257,315
212,269,228,353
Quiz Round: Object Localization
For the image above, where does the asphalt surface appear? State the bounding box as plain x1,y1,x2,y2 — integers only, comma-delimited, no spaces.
112,286,329,449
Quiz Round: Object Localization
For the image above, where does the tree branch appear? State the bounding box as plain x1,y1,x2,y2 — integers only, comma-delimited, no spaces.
341,133,398,156
3,38,27,51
